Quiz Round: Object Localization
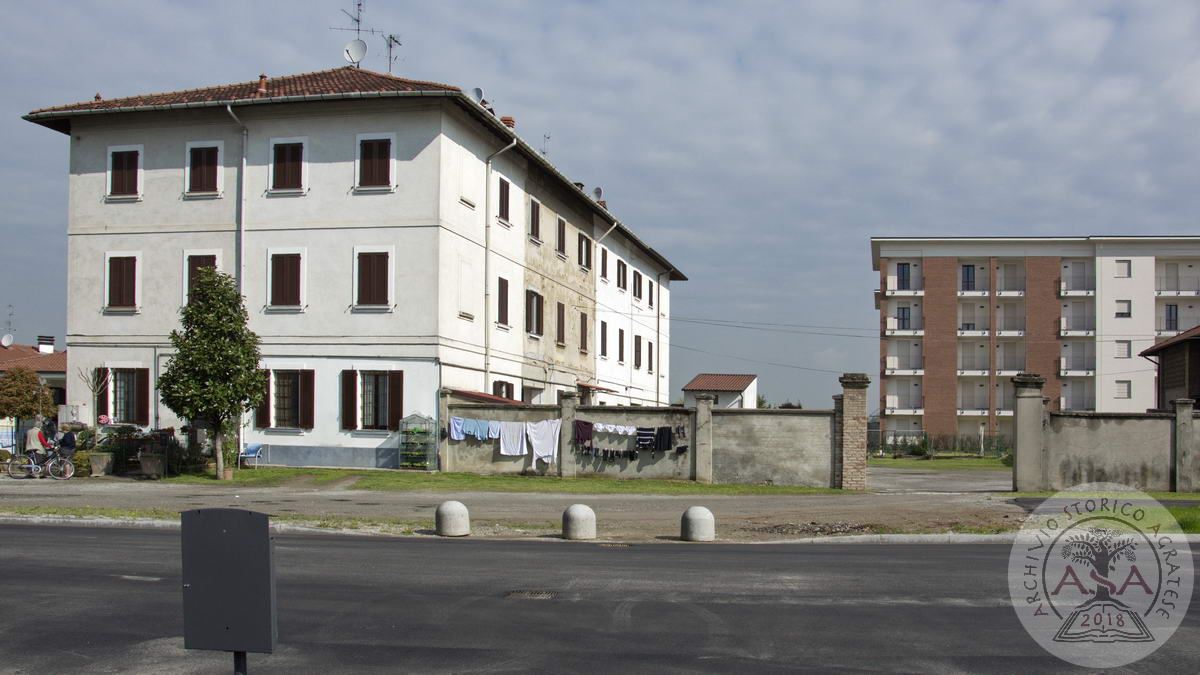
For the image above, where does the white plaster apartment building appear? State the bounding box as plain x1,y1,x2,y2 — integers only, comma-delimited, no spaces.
25,67,684,468
871,236,1199,444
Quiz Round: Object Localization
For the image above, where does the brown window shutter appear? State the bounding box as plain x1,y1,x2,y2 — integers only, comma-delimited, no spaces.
649,282,654,307
601,249,608,278
357,252,388,305
95,367,109,417
341,370,357,431
556,302,565,343
635,336,642,369
189,146,218,192
619,329,625,362
529,200,539,238
649,342,654,371
557,218,566,253
498,277,509,325
111,150,138,195
359,139,390,187
580,312,588,350
255,370,271,427
134,368,150,426
499,179,510,221
122,257,137,306
299,369,315,429
109,257,136,307
187,255,217,303
273,143,302,190
271,254,301,306
524,290,533,333
387,371,404,431
536,294,544,336
600,322,607,356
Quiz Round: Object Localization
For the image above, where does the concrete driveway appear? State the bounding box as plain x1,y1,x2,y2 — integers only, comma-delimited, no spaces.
868,466,1012,493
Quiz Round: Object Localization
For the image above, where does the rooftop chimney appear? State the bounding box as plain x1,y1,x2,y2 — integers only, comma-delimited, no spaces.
257,73,269,96
500,116,516,129
36,336,54,354
94,92,102,101
597,200,607,210
573,182,585,191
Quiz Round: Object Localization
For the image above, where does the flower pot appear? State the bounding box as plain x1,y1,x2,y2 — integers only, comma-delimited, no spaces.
89,452,114,477
222,467,234,481
139,453,165,479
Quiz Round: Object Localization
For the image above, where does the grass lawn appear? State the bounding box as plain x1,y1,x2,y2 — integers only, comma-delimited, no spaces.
869,456,1007,471
163,467,841,496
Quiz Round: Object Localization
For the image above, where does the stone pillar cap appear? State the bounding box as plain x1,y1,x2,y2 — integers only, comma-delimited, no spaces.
839,373,870,388
695,393,718,402
1174,398,1196,405
1012,373,1046,388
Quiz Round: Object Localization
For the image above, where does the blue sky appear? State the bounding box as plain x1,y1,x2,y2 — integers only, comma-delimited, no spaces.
3,1,1199,408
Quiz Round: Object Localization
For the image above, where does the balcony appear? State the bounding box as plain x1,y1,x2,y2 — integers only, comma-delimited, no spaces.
995,357,1025,376
885,276,924,297
1059,356,1096,377
957,281,989,298
1060,396,1096,412
996,397,1015,416
957,397,990,416
885,395,924,416
1156,317,1197,337
996,275,1026,297
1059,277,1096,297
1059,315,1096,337
885,316,924,336
1156,276,1200,297
884,355,924,376
957,320,990,337
995,315,1026,337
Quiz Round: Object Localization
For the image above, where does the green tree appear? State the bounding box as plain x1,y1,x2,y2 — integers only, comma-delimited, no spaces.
0,366,57,422
756,394,769,409
159,267,264,479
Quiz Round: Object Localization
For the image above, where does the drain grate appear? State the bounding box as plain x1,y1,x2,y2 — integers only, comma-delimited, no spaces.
598,543,630,548
505,590,558,600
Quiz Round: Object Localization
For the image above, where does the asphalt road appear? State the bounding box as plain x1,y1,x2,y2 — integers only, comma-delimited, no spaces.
1,524,1196,674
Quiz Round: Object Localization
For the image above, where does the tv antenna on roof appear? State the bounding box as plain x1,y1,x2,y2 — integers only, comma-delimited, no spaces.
330,1,403,73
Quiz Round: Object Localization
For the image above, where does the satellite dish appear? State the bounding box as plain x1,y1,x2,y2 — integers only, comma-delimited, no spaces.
593,186,603,200
0,334,12,348
343,39,368,65
471,87,485,104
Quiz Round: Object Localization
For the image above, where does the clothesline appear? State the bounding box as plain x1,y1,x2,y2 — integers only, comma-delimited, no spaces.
448,416,691,465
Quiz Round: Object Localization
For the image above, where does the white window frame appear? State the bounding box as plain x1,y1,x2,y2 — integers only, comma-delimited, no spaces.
1115,299,1132,318
180,249,224,306
103,250,142,313
1115,380,1132,399
1114,260,1132,278
1115,340,1132,359
353,132,397,192
352,245,396,311
183,140,224,198
265,247,307,311
267,137,309,195
102,360,145,421
106,144,144,201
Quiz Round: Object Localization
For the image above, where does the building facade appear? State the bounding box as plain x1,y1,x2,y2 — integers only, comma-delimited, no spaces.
871,236,1200,443
26,68,684,468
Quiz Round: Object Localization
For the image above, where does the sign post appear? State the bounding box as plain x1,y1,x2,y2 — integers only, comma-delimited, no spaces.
181,508,276,673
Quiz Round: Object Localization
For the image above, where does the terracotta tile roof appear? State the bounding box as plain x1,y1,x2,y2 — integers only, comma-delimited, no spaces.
447,388,522,406
26,67,459,117
682,373,758,392
1140,324,1200,357
0,346,67,373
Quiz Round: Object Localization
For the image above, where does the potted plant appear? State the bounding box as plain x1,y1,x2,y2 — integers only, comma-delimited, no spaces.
220,429,238,481
82,427,114,476
139,450,165,478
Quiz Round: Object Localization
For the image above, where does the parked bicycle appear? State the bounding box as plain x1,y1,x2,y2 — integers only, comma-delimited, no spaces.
6,446,74,480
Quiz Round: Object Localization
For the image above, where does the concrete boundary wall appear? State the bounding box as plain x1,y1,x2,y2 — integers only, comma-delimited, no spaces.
1012,374,1198,492
436,373,871,488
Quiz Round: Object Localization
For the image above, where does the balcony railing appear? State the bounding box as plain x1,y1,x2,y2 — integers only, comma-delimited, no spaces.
1060,277,1096,292
1060,396,1096,411
998,316,1026,331
958,355,989,371
1156,276,1200,293
996,358,1025,371
957,398,990,410
1061,316,1096,332
887,316,924,331
886,357,924,370
887,277,924,292
1158,318,1198,332
887,396,924,410
1060,356,1096,371
997,275,1026,292
958,320,990,331
959,281,990,293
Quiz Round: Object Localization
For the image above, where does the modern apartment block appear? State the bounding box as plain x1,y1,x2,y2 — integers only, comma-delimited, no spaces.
871,236,1200,443
25,67,684,468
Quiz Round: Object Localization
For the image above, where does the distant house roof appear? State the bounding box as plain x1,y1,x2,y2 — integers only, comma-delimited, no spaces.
682,373,758,392
1140,325,1200,357
0,345,67,373
24,67,685,282
447,388,522,406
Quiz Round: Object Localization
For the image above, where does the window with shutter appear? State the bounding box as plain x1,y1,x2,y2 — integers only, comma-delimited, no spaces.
617,261,627,290
633,271,643,300
186,255,217,304
387,371,404,431
648,281,654,308
272,142,303,190
634,335,642,369
273,371,301,428
270,254,302,306
601,248,608,279
499,178,511,222
299,370,315,429
189,146,219,193
556,218,566,254
618,329,625,363
580,312,588,351
95,367,109,419
357,251,389,305
648,341,654,373
110,150,139,196
111,369,138,423
492,381,514,399
108,256,137,308
134,369,150,426
556,302,566,344
525,290,544,336
529,200,540,239
360,371,389,430
341,370,357,431
255,370,271,428
578,234,592,269
358,138,391,187
600,321,608,357
497,277,509,325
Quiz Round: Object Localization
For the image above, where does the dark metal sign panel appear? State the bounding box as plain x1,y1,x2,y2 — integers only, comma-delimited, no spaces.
181,508,277,654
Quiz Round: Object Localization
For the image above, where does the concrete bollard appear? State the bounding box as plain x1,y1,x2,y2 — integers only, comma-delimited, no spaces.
562,504,597,540
435,500,470,537
681,506,715,542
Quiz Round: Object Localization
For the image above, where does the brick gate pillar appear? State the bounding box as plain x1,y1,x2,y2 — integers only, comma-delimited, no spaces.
1012,373,1046,491
693,394,715,484
838,373,870,491
559,392,579,479
832,394,844,488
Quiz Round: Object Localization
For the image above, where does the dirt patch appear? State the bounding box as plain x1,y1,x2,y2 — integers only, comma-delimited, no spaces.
323,476,363,490
740,521,877,537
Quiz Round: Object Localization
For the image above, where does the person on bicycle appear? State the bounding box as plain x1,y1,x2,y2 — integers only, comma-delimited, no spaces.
58,428,76,458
